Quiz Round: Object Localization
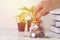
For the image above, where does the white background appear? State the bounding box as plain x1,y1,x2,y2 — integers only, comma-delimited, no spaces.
0,0,60,30
0,0,60,40
0,0,41,30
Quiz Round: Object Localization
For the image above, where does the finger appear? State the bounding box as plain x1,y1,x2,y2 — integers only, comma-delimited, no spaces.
42,11,49,16
37,8,49,17
33,4,43,15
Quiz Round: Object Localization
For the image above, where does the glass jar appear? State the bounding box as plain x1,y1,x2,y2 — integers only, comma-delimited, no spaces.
29,18,45,38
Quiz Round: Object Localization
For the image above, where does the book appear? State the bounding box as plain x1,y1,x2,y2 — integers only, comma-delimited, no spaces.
55,21,60,27
50,9,60,14
50,25,60,34
52,15,60,20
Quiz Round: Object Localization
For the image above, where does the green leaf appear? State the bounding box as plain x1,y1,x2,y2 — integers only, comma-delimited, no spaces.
30,6,35,13
19,7,30,11
18,12,30,22
19,7,34,13
17,6,35,22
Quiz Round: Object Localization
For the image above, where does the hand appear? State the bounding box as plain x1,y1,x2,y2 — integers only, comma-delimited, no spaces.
33,0,60,17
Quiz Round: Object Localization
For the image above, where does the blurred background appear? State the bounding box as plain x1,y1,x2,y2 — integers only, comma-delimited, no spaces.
0,0,60,31
0,0,60,40
0,0,40,30
0,0,44,31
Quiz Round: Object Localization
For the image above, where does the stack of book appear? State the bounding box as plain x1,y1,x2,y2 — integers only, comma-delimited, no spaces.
50,9,60,34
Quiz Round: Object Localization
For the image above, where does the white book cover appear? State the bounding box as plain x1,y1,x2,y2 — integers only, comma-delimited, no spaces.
55,21,60,27
50,26,60,34
52,15,60,20
50,9,60,14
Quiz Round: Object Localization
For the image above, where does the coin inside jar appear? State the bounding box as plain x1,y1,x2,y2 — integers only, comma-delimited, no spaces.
30,22,45,38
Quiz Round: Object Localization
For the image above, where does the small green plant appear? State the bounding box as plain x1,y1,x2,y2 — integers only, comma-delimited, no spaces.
15,6,35,23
